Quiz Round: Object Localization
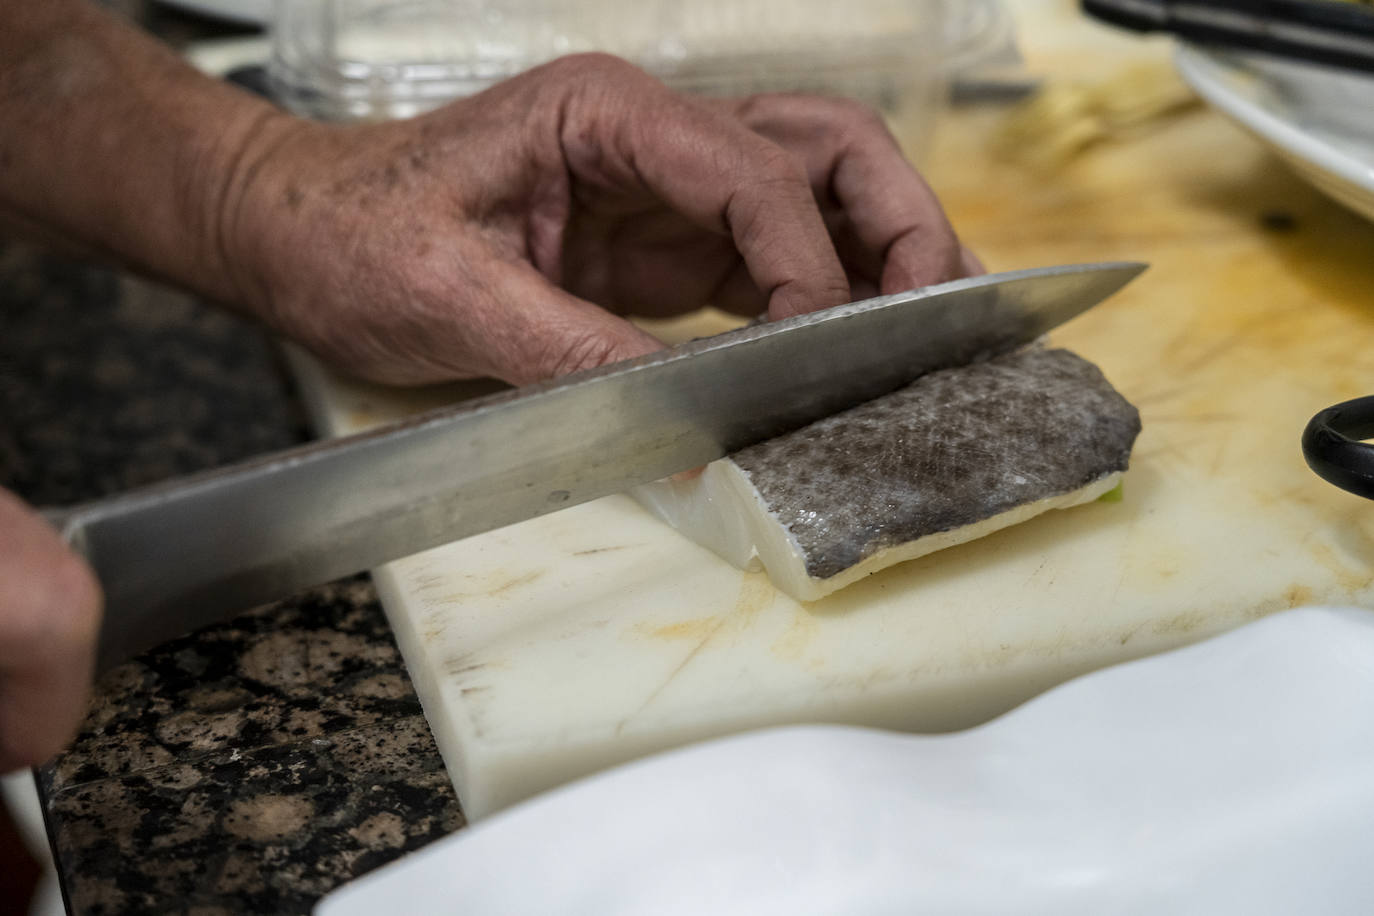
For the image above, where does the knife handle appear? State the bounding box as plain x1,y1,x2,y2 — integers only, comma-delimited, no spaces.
1302,396,1374,500
1082,0,1374,74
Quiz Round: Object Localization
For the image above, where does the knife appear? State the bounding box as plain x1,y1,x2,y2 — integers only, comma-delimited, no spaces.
43,262,1145,673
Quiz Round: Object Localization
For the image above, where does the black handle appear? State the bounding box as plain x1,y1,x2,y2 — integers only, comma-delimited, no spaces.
1083,0,1374,74
1302,396,1374,500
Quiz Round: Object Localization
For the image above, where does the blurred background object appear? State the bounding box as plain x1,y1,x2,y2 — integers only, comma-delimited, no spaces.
993,58,1198,169
1083,0,1374,75
157,0,270,23
264,0,1015,157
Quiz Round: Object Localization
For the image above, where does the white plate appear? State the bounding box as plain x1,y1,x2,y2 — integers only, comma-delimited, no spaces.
316,606,1374,915
156,0,269,26
1175,44,1374,222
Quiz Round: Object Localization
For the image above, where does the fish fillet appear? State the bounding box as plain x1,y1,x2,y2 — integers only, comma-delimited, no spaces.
633,347,1141,601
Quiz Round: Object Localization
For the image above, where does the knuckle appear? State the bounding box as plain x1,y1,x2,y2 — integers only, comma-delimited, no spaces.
554,51,648,85
740,93,891,141
834,96,888,132
754,142,806,181
809,96,894,150
736,142,808,196
539,331,625,379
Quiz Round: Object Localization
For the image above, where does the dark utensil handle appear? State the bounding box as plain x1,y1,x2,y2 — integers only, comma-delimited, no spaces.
1302,396,1374,500
1082,0,1374,75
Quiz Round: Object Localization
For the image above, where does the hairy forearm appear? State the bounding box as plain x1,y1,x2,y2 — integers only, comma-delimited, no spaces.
0,0,296,305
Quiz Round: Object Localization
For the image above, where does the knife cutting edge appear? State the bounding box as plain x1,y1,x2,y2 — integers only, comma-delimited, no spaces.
42,262,1146,673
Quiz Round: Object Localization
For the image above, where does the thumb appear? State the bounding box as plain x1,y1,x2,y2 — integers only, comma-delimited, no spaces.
480,269,665,386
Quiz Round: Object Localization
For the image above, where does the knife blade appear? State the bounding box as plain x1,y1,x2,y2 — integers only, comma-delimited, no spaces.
44,262,1145,672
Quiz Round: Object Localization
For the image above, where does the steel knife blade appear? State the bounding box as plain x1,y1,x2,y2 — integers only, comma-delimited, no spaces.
44,261,1145,671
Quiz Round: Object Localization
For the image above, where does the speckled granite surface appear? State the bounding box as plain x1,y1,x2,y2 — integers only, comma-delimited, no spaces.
2,7,465,911
1,235,463,913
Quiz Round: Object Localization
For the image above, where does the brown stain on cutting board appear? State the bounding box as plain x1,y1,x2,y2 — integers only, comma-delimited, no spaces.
422,570,546,607
1183,152,1374,322
1284,585,1316,608
1305,538,1374,594
642,616,722,642
733,570,776,622
1149,610,1210,638
477,570,544,598
636,572,776,643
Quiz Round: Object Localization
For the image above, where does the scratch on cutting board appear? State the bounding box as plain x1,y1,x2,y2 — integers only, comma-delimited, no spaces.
442,654,487,678
1253,484,1317,510
615,615,730,736
616,572,776,733
482,570,545,597
1022,558,1050,587
429,570,546,605
1208,428,1234,477
572,544,640,556
1142,412,1239,425
1168,333,1249,377
1128,379,1193,409
770,607,819,662
1149,609,1208,637
1132,435,1211,474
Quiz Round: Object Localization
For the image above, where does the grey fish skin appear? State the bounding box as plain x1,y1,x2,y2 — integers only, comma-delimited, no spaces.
731,347,1142,581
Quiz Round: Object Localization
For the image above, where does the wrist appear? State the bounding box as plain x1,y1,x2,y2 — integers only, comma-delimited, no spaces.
208,116,356,336
194,110,321,314
0,1,316,311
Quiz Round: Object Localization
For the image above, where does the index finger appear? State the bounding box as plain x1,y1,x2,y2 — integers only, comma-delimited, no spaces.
728,95,970,294
563,58,851,319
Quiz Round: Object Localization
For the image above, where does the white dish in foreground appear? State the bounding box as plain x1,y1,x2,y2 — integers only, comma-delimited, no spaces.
1175,44,1374,222
317,606,1374,915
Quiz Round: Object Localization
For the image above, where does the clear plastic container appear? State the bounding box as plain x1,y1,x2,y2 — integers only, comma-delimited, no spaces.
269,0,1011,152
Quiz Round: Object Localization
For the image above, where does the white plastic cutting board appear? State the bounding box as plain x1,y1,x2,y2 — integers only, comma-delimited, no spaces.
286,281,1374,820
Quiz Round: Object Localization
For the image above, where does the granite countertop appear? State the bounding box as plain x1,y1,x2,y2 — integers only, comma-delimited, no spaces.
1,4,463,912
3,211,461,912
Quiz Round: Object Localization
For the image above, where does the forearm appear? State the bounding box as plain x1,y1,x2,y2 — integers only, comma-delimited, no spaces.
0,0,296,305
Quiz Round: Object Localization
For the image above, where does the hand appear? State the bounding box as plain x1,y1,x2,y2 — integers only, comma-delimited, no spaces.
226,54,978,386
0,488,102,772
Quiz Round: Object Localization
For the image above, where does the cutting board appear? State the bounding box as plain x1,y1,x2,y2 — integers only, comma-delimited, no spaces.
286,7,1374,820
